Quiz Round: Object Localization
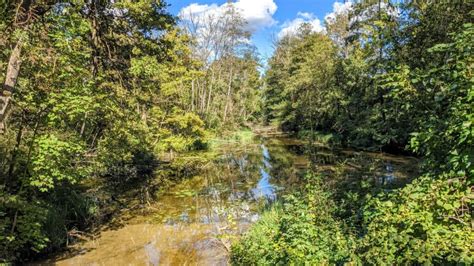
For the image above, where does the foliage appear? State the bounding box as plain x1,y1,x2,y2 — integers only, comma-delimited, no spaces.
208,129,255,149
360,175,473,264
232,173,356,265
231,205,282,265
159,111,208,153
29,134,86,192
234,170,472,265
263,29,338,132
180,3,262,128
297,130,341,147
408,23,473,176
0,0,471,263
236,1,473,265
0,194,49,261
0,0,261,262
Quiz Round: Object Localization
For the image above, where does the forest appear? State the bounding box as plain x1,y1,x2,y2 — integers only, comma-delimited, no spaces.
0,0,472,264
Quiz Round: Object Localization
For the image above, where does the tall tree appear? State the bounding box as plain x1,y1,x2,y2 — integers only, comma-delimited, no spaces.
0,0,57,132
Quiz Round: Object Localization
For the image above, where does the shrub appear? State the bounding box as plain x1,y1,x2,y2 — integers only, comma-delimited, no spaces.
231,173,356,265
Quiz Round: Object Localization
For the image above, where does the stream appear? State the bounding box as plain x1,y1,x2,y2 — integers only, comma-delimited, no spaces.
38,134,418,265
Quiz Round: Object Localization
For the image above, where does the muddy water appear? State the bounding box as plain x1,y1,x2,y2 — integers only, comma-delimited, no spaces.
40,135,418,265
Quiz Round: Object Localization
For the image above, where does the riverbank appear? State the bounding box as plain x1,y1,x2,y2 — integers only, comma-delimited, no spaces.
34,129,420,265
34,131,303,264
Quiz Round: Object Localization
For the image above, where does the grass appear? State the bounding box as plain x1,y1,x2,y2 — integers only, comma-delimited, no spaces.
208,129,256,150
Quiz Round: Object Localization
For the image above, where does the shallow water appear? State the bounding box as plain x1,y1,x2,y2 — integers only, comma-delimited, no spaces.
38,135,418,265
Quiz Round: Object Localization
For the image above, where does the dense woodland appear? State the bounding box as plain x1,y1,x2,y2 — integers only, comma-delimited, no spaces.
0,0,472,264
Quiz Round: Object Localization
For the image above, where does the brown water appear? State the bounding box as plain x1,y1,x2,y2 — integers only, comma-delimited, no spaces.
38,135,418,265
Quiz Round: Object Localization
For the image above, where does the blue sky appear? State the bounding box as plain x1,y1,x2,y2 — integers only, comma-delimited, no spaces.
167,0,350,62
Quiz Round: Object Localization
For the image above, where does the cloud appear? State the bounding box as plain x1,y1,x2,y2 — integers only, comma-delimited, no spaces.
324,1,353,23
296,12,314,20
179,0,277,32
180,3,219,18
235,0,278,31
278,1,354,39
278,12,324,39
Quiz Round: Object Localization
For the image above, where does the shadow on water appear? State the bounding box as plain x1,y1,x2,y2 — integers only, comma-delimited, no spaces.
36,134,418,265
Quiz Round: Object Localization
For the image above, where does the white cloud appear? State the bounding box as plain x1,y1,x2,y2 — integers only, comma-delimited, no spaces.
278,12,324,39
324,1,353,23
278,1,354,39
180,3,219,18
235,0,278,31
297,12,315,20
179,0,277,32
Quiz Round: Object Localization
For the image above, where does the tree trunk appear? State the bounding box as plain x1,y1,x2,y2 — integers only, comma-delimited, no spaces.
223,67,234,122
191,79,195,112
206,68,215,114
201,82,207,113
0,41,22,133
0,0,55,133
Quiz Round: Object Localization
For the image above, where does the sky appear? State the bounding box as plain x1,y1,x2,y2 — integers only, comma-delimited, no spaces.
167,0,352,62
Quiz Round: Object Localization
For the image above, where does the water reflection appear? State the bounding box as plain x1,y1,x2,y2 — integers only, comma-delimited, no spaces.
261,144,272,169
251,168,276,201
249,145,276,201
39,136,418,265
144,241,160,266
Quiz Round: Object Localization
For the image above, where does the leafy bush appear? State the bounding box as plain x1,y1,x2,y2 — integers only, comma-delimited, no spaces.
230,205,283,265
297,130,342,146
0,194,49,261
154,110,209,153
232,173,356,265
360,175,473,264
30,134,87,192
233,171,473,265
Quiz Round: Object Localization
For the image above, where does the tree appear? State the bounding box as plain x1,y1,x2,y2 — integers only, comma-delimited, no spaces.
0,0,58,132
180,1,260,128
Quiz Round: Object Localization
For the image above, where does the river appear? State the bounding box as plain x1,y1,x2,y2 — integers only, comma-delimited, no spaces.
37,133,418,265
